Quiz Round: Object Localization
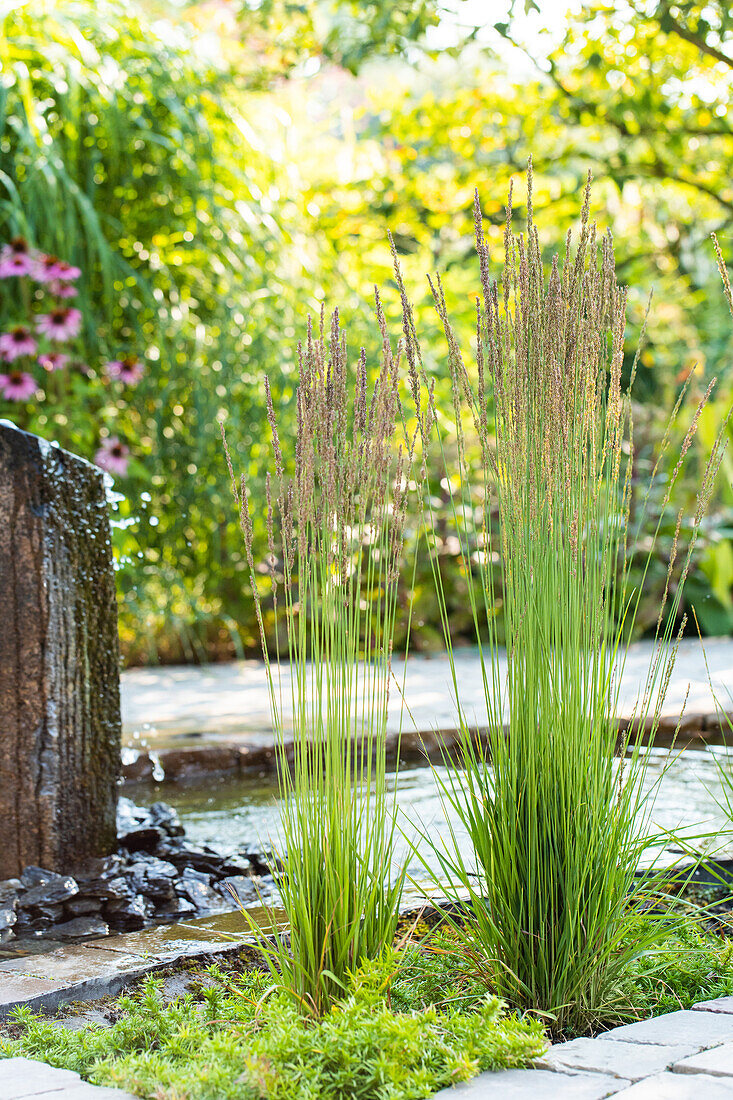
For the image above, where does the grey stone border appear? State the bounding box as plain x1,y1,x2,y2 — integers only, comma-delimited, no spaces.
430,1001,733,1097
121,710,733,785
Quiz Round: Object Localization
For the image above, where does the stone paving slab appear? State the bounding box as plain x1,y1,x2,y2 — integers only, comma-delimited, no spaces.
612,1071,733,1097
674,1042,733,1076
0,1056,136,1097
433,1000,733,1098
693,996,733,1014
537,1037,698,1080
430,1066,628,1098
120,638,733,745
0,910,260,1019
602,1009,733,1048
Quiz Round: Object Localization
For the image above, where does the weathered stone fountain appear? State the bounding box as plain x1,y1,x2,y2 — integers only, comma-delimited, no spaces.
0,424,263,945
0,421,120,878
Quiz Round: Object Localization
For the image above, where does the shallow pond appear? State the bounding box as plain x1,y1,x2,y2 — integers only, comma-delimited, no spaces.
138,746,733,900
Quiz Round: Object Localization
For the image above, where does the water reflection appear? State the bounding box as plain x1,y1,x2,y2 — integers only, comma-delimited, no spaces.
141,746,733,898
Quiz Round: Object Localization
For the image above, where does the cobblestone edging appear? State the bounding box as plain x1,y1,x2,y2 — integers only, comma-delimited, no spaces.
431,998,733,1098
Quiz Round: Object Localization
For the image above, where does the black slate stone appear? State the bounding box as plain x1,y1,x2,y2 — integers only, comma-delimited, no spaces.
64,897,104,917
118,827,164,853
18,875,79,908
0,908,17,932
218,875,257,906
20,866,62,889
49,916,110,940
155,896,197,919
0,879,21,904
177,877,227,911
105,893,152,931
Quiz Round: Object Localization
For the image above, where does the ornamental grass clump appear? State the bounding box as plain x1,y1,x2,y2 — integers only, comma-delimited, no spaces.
223,306,414,1016
394,167,726,1033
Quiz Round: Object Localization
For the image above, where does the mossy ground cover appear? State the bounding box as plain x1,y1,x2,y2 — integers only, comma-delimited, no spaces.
3,923,733,1100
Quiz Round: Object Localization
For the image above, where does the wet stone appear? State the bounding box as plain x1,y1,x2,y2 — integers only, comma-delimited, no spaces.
21,865,63,888
155,896,197,919
65,897,104,917
177,877,228,912
219,876,257,906
0,879,21,904
19,874,79,908
50,916,110,940
118,826,164,853
105,894,152,931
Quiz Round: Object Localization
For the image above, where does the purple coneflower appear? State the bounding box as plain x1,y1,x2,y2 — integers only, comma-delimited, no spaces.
53,260,81,282
0,326,37,360
95,437,130,477
39,352,70,372
0,370,39,401
0,238,35,278
105,356,144,385
49,279,78,299
33,254,68,283
36,307,82,341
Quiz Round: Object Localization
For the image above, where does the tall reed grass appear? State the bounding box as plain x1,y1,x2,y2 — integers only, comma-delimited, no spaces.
394,167,727,1033
224,306,414,1016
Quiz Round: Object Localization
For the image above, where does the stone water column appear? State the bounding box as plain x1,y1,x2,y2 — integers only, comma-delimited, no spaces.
0,421,121,877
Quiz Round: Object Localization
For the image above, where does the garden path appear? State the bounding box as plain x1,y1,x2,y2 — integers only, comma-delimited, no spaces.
432,997,733,1097
120,637,733,746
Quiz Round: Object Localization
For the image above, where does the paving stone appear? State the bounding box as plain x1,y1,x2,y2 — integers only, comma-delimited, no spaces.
603,1010,733,1048
0,972,65,1016
0,1054,138,1098
538,1038,698,1081
693,997,733,1015
673,1042,733,1076
0,944,148,982
611,1071,733,1097
430,1067,628,1098
38,1087,138,1098
0,1055,81,1096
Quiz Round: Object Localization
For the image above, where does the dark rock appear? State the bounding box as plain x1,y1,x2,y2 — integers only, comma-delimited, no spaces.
166,848,227,876
18,875,79,908
155,896,197,920
121,752,155,784
156,746,241,782
17,914,54,931
20,866,62,889
241,851,276,877
218,857,254,878
0,907,17,932
129,859,177,902
78,874,131,902
26,904,64,922
177,876,228,912
118,827,164,853
65,897,103,917
105,894,152,931
49,916,110,940
217,876,257,906
147,802,185,837
181,868,211,886
76,855,124,881
0,879,21,904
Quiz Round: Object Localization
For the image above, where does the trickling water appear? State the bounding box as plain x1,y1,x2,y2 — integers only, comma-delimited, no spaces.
137,746,733,898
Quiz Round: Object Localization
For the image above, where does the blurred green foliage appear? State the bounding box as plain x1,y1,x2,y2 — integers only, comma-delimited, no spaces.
1,0,732,663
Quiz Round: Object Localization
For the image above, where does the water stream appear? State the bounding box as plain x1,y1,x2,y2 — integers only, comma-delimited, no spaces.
138,746,733,900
